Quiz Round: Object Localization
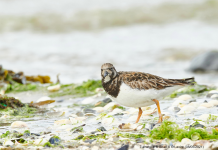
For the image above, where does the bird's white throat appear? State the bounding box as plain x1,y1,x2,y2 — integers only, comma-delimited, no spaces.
104,76,111,83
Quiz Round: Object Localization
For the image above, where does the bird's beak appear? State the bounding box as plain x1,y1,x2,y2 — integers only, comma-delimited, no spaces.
104,71,109,77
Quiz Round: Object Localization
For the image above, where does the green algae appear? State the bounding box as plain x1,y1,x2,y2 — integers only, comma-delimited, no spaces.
5,83,41,93
49,80,102,98
43,142,53,147
117,133,146,139
149,121,218,141
0,95,24,109
170,84,215,98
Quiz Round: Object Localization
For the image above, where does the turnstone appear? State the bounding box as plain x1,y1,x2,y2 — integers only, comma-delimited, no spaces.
101,63,195,123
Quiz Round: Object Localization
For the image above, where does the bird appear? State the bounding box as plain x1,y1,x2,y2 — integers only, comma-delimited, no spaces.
101,63,195,123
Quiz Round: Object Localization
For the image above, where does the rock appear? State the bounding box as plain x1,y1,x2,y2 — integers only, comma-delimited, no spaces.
188,102,200,108
172,100,184,106
145,123,156,131
97,127,107,131
11,121,28,128
209,90,218,94
198,114,218,121
174,107,181,113
34,139,48,145
189,99,196,103
177,105,195,115
204,100,208,103
102,117,114,124
118,145,129,150
109,108,123,115
82,97,96,104
37,96,51,102
4,140,14,146
104,102,117,110
208,100,218,106
91,146,99,150
211,94,218,100
136,138,144,143
190,123,205,129
76,112,84,117
198,106,207,109
177,94,192,101
103,98,112,104
118,123,137,130
83,108,96,114
194,140,210,147
49,136,61,145
200,103,213,108
84,139,95,144
54,119,71,125
47,84,60,92
181,138,194,145
211,141,218,150
189,51,218,72
31,133,40,136
93,107,104,113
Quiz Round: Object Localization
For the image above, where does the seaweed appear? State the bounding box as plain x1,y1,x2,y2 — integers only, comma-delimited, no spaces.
0,95,24,109
49,80,103,98
149,121,218,141
170,84,215,98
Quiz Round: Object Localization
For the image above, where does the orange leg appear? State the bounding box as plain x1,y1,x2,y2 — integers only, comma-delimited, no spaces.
135,107,143,123
152,99,163,123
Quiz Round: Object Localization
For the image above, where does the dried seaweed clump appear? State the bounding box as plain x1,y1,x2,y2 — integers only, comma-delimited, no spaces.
0,95,24,109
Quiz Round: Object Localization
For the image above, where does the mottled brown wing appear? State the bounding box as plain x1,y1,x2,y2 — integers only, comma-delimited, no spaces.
120,71,194,90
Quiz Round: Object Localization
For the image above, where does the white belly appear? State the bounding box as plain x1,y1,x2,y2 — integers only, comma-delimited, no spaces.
110,83,183,107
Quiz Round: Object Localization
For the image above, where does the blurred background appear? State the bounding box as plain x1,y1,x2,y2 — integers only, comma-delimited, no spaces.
0,0,218,84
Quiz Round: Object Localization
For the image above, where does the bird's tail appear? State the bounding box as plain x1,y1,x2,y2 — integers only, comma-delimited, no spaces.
175,77,195,86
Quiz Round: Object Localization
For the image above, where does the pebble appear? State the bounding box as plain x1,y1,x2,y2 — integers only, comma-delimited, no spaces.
104,102,117,110
37,96,51,102
108,108,123,115
34,139,48,145
136,138,144,143
145,123,155,130
102,117,114,124
189,123,205,129
173,107,180,112
93,107,104,113
82,97,96,104
181,138,194,145
97,127,107,131
209,90,218,94
189,99,196,103
118,145,129,150
177,94,192,101
83,108,96,114
54,119,71,125
209,100,218,106
49,136,61,145
4,140,14,146
47,84,60,92
200,103,213,108
204,100,208,103
177,105,195,115
102,98,112,103
76,111,84,117
198,114,218,121
188,102,200,108
194,140,210,146
211,94,218,99
11,121,28,128
91,146,99,150
172,100,184,106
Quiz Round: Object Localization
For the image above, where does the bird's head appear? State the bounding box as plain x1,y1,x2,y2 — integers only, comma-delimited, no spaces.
101,63,117,83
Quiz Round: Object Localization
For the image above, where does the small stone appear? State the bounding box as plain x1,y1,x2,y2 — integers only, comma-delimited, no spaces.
85,113,96,117
93,107,104,113
209,100,218,106
209,90,218,94
11,121,28,128
211,94,218,100
82,97,96,104
102,117,114,124
47,84,60,92
49,136,61,145
104,102,117,110
194,140,210,146
97,127,107,131
84,139,95,144
4,140,14,146
118,123,137,130
181,138,193,145
145,123,155,131
91,146,99,150
76,112,84,117
200,103,213,108
188,102,200,108
172,100,184,106
37,96,51,102
34,139,48,145
177,95,192,101
83,108,96,114
190,123,205,129
103,98,112,103
136,138,144,143
174,107,180,113
189,99,196,103
31,133,40,136
198,114,216,121
177,105,195,115
109,108,123,115
118,145,129,150
204,100,208,103
54,119,71,125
